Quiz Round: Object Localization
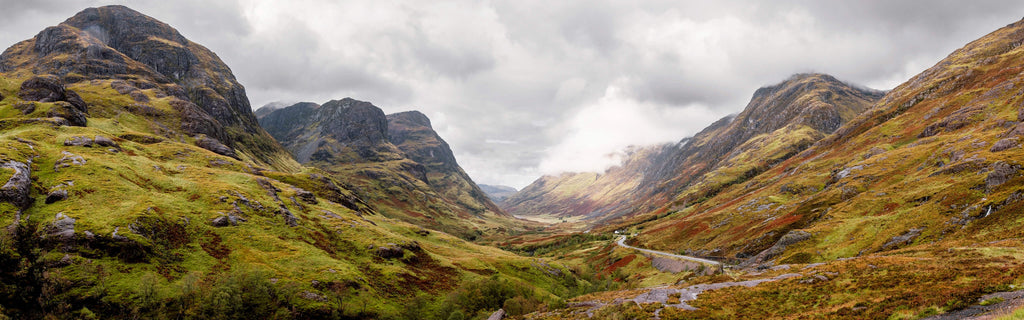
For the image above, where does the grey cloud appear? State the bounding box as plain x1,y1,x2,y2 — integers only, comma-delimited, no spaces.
4,1,1024,188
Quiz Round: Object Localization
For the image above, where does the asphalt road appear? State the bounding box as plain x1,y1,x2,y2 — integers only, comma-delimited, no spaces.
616,236,721,266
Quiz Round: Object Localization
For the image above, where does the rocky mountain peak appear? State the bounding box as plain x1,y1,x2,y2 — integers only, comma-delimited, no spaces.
0,5,297,170
259,99,400,164
388,111,433,129
320,98,390,147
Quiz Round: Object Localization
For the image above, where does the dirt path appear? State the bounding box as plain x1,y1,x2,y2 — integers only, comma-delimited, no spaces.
616,236,721,266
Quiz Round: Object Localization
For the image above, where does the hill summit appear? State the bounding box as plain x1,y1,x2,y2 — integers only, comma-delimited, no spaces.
0,5,297,170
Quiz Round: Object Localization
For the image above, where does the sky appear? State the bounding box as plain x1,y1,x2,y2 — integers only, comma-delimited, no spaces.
2,1,1024,189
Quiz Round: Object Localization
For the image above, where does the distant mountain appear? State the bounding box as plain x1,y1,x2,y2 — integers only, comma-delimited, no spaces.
253,101,292,118
258,100,515,238
479,184,517,202
505,74,884,225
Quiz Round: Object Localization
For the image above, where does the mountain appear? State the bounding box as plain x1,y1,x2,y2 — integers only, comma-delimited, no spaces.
479,184,517,202
258,100,516,239
0,5,298,171
386,111,503,214
541,18,1024,319
505,74,884,225
0,6,584,319
253,101,291,118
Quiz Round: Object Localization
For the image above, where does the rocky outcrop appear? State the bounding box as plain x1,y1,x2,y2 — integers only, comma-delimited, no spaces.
48,212,76,239
18,75,89,126
19,75,87,110
881,228,923,251
0,160,33,210
991,138,1020,152
745,230,812,266
986,161,1021,189
54,151,86,172
195,135,238,159
45,188,68,204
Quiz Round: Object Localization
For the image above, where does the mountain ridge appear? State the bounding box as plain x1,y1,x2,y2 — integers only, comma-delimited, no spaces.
258,99,515,239
504,73,884,225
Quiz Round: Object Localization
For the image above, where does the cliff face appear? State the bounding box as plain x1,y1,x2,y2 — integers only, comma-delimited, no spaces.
0,5,297,170
505,74,884,224
259,100,513,239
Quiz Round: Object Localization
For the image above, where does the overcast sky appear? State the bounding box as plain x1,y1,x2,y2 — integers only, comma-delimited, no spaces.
2,1,1023,188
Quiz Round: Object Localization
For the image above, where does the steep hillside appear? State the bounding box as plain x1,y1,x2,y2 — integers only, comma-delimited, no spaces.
258,100,516,240
0,5,298,171
562,17,1024,319
505,74,884,226
387,111,502,215
0,6,586,319
631,18,1024,266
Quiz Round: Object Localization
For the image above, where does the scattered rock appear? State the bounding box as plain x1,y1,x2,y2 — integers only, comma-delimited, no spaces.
376,244,406,259
47,101,87,126
210,214,245,227
986,161,1021,189
747,230,812,265
862,147,886,160
294,188,317,204
487,309,506,320
45,188,68,204
799,274,830,284
881,227,924,251
299,291,327,302
415,227,430,236
54,151,86,171
835,165,864,180
14,102,35,114
194,135,237,159
277,206,298,227
210,216,230,227
129,90,149,102
0,160,33,209
49,212,76,239
990,138,1020,152
93,135,119,148
64,136,94,147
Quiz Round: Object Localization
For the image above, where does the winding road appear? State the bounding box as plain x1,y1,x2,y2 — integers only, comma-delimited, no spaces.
616,236,721,266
